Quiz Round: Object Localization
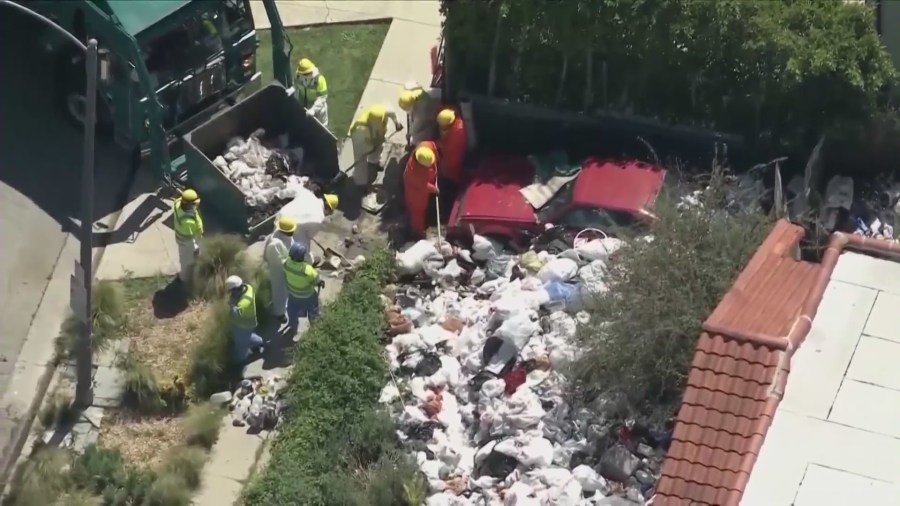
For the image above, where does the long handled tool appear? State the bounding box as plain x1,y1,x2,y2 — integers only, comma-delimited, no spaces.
434,191,442,248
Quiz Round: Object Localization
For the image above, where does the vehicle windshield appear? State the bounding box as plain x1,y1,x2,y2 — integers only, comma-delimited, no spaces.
142,10,224,87
537,181,636,232
536,182,575,223
223,0,253,38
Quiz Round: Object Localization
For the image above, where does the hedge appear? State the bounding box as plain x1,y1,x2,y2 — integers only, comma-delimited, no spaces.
243,248,417,505
441,0,896,153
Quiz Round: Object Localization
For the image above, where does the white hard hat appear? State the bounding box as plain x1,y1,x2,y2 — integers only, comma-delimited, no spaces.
225,275,243,290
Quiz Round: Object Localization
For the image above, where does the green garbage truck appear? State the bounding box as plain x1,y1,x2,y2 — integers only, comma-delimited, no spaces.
24,0,296,182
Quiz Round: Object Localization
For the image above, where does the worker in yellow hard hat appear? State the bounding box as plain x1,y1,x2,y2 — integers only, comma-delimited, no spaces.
264,215,296,323
295,57,329,127
173,189,203,285
349,104,403,189
435,107,467,205
321,193,339,215
398,80,441,146
403,141,439,238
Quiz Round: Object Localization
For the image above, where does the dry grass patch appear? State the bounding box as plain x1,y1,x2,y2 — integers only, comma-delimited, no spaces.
128,302,208,385
98,412,186,469
119,276,212,388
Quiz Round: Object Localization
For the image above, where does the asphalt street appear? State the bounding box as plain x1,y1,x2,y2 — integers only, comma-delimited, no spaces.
0,11,131,394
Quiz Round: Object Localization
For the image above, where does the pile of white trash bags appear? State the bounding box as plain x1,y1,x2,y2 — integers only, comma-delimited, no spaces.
209,373,287,432
382,233,654,505
211,131,305,207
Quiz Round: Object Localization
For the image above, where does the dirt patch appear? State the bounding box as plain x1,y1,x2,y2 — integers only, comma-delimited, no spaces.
99,411,185,468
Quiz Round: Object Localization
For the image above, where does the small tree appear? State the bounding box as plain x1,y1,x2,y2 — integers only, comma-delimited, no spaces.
573,173,771,423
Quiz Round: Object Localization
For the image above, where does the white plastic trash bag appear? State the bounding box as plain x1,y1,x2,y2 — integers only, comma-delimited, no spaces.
397,240,443,274
575,237,624,261
472,234,495,262
578,260,608,298
537,258,579,283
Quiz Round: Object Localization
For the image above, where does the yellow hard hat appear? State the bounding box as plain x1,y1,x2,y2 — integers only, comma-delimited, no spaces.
276,215,297,233
368,104,386,122
415,146,435,166
437,109,456,129
296,58,314,74
181,188,200,203
323,194,339,211
398,90,416,112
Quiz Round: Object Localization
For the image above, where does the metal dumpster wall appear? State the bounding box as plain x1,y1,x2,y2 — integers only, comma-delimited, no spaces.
183,83,339,234
465,94,746,167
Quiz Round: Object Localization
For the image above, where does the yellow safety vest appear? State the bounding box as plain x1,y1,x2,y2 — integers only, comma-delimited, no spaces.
351,107,387,144
297,74,327,108
173,198,204,242
233,285,258,329
283,259,317,297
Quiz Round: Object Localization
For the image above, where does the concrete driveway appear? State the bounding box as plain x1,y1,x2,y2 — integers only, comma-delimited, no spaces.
0,10,132,395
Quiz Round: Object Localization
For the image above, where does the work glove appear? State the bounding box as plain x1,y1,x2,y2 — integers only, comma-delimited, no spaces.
305,108,314,118
395,123,404,132
317,280,326,288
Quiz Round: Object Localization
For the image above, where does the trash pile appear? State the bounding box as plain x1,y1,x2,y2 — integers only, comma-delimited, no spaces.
210,373,287,432
380,233,671,505
820,175,900,240
211,129,307,224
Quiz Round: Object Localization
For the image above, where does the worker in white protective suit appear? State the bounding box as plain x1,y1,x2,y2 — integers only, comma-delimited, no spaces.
264,216,296,324
398,81,441,146
349,104,403,188
172,189,203,284
295,58,329,127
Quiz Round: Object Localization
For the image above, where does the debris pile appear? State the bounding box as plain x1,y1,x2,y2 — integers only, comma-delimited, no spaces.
211,374,287,432
211,129,307,224
381,234,670,505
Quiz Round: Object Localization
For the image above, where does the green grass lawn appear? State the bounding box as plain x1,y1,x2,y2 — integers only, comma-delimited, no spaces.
256,22,390,138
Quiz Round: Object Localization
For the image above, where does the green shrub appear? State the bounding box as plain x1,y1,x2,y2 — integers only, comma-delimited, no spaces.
159,446,207,489
100,466,156,506
242,248,416,505
56,281,127,362
188,301,237,399
119,353,163,412
70,445,126,495
144,472,191,506
252,262,273,328
53,490,100,506
573,180,771,423
7,448,74,506
192,234,251,300
183,402,223,449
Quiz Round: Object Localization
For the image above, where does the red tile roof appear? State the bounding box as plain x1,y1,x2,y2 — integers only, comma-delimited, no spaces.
654,223,900,505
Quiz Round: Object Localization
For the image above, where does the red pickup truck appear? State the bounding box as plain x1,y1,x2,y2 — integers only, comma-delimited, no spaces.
448,155,665,242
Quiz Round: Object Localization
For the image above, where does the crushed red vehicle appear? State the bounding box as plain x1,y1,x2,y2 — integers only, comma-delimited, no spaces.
448,155,666,242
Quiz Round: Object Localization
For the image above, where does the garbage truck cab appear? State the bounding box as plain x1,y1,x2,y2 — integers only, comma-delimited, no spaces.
28,0,288,180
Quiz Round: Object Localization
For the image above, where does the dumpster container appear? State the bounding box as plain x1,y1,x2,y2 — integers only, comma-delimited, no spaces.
183,83,339,237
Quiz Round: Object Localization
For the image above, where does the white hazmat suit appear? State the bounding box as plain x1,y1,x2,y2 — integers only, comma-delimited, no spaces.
263,231,292,318
403,81,442,145
275,186,326,263
350,106,400,186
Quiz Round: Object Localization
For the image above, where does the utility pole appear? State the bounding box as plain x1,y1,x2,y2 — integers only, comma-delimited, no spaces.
74,39,99,407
